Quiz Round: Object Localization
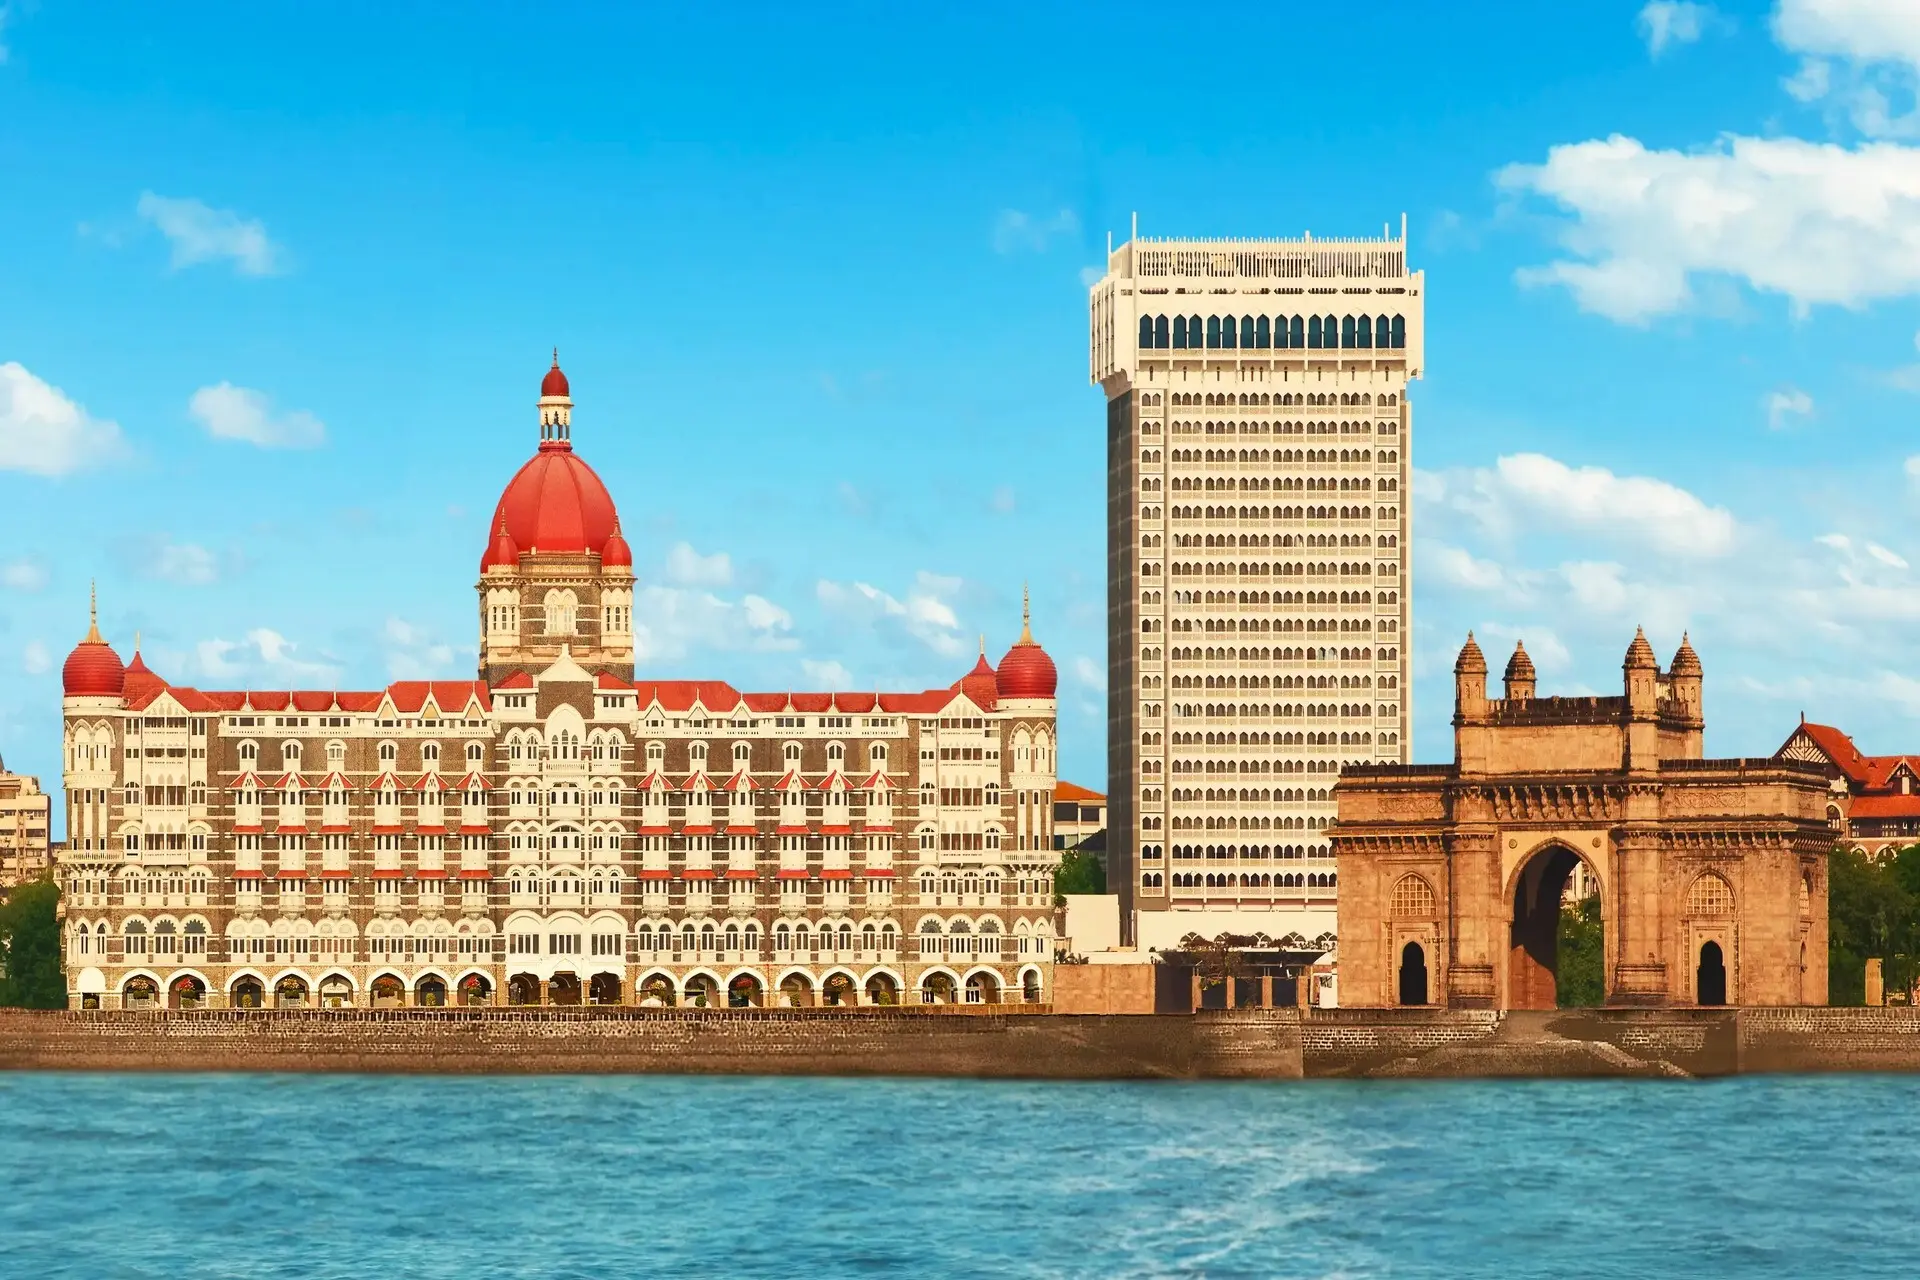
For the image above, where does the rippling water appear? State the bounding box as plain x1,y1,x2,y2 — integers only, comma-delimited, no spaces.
0,1073,1911,1278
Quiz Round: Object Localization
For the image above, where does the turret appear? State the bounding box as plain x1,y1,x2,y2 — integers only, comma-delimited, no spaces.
1503,640,1536,702
538,348,573,447
1624,626,1659,718
1669,633,1704,754
1453,631,1487,721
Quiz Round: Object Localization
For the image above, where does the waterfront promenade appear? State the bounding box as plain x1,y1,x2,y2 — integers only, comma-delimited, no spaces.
7,1005,1920,1078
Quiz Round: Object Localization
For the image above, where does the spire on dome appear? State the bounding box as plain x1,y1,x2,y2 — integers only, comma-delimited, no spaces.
85,579,101,644
1019,582,1033,644
538,350,573,450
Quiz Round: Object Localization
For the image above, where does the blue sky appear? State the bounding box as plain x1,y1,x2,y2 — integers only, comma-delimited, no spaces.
5,1,1920,809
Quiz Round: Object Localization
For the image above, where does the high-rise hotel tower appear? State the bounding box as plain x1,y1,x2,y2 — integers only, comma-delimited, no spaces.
1089,225,1423,953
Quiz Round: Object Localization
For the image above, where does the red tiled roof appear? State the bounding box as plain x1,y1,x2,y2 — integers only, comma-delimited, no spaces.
682,869,716,880
1848,795,1920,819
776,869,811,880
1054,781,1107,804
494,671,535,690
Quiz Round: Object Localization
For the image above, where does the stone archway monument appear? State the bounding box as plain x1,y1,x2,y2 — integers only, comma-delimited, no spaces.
1332,631,1831,1009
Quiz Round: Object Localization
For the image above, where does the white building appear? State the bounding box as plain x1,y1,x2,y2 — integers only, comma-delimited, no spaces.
1088,223,1423,953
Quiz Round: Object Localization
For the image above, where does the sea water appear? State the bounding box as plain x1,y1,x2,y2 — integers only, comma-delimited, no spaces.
0,1072,1911,1278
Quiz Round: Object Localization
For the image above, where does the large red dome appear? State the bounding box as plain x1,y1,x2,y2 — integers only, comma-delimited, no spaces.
481,355,622,572
481,447,621,571
63,614,125,698
996,592,1057,698
997,639,1057,698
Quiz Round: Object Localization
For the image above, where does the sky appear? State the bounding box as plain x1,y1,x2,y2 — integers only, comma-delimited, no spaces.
5,1,1920,816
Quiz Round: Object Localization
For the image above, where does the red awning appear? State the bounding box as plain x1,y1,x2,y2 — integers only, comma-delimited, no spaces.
723,869,758,880
682,868,716,880
232,868,264,879
371,868,407,879
274,868,309,880
457,869,492,880
820,868,853,880
638,869,673,880
415,868,449,879
776,869,811,881
863,868,896,878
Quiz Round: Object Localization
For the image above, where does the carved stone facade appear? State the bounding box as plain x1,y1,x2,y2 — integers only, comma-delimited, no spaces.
1332,631,1829,1009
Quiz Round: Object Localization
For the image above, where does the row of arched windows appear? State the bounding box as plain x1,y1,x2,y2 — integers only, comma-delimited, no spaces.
1140,313,1407,352
1168,872,1336,889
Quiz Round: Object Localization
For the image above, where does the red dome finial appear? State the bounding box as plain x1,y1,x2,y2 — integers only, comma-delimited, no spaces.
996,585,1057,699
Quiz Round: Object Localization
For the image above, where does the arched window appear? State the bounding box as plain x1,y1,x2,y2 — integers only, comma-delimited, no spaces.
1341,315,1355,348
1289,315,1304,348
1240,316,1255,348
1154,314,1169,348
784,742,802,765
1206,315,1221,349
1255,316,1270,348
1390,874,1436,917
1220,316,1236,349
1138,315,1154,348
1307,316,1322,349
1377,314,1391,347
1390,314,1405,348
1688,872,1734,917
1173,315,1189,349
378,741,396,765
1356,315,1372,348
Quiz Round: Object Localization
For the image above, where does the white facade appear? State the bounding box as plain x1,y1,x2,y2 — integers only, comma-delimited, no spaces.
1089,226,1423,953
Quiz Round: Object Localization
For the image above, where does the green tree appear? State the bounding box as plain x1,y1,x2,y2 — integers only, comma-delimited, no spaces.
1827,845,1920,1006
0,877,66,1009
1556,893,1605,1008
1053,846,1106,899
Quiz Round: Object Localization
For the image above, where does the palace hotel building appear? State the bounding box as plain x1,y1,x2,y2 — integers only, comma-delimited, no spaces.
57,358,1062,1010
1089,225,1423,954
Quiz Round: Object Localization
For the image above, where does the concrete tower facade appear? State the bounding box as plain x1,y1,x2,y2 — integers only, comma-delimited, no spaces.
1089,225,1424,954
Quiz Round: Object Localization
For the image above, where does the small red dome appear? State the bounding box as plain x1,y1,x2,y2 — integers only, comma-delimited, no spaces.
602,524,632,569
123,650,166,701
956,653,999,711
485,520,520,572
63,618,125,699
542,351,570,398
996,591,1057,698
481,446,621,570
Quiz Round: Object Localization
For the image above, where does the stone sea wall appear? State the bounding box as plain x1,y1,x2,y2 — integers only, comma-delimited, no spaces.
8,1007,1920,1078
0,1007,1305,1079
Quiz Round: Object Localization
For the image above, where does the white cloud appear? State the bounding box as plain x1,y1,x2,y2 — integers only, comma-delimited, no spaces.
1639,2,1715,57
631,586,800,664
135,537,218,586
990,485,1016,514
1072,655,1104,691
1499,134,1920,321
664,542,732,587
1423,542,1508,591
189,382,326,449
0,362,127,476
383,616,459,680
816,571,967,657
800,658,854,689
0,559,46,591
993,208,1079,254
194,628,338,683
1765,386,1815,429
21,641,49,676
742,594,791,633
136,192,281,276
1774,0,1920,134
1424,453,1737,558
